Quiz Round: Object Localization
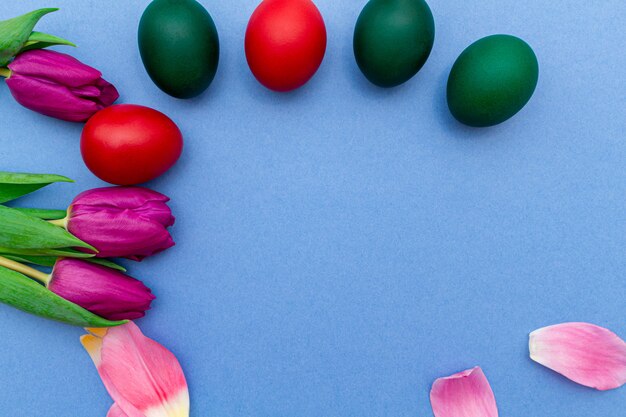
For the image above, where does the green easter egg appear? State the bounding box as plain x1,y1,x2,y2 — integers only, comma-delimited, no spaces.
138,0,220,99
353,0,435,88
447,34,539,127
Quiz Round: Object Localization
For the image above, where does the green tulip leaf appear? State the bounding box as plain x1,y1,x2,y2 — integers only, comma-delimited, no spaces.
0,205,95,251
0,172,72,184
0,184,49,203
0,171,73,203
11,208,67,220
84,258,127,272
0,254,126,272
0,254,58,267
35,247,94,258
19,30,75,52
0,8,59,66
0,265,127,327
0,246,94,259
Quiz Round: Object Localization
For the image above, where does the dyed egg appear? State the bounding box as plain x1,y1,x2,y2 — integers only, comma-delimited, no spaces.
447,35,539,127
245,0,327,92
138,0,220,99
353,0,435,88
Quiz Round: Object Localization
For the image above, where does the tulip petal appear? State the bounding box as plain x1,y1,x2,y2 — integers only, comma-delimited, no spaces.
529,322,626,390
8,49,102,86
82,333,144,417
6,74,101,122
70,84,102,98
107,404,132,417
70,187,175,227
95,77,121,107
430,367,498,417
81,322,189,417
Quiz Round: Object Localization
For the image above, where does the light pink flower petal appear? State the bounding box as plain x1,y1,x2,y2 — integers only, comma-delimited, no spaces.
107,404,132,417
430,367,498,417
82,332,146,417
81,323,189,417
529,322,626,390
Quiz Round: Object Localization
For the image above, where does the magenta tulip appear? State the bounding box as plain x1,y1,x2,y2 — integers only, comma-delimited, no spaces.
3,49,119,122
66,187,175,261
48,258,155,321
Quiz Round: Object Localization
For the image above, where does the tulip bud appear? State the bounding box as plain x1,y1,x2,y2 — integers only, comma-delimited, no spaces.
66,186,175,261
48,258,155,321
2,49,119,122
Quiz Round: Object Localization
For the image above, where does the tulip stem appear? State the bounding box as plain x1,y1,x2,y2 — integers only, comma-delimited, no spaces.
48,217,68,228
0,68,10,78
0,256,50,285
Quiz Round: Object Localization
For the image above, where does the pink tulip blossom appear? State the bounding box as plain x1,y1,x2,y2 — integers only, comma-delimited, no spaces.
66,186,175,261
49,258,154,321
3,49,118,122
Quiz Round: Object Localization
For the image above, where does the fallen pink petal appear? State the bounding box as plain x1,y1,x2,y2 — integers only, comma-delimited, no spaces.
529,322,626,390
81,322,189,417
430,366,498,417
106,404,130,417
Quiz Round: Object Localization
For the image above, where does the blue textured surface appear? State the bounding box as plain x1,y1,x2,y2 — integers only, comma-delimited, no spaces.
0,1,625,416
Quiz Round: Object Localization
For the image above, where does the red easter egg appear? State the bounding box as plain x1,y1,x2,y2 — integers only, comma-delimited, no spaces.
245,0,327,92
81,104,183,185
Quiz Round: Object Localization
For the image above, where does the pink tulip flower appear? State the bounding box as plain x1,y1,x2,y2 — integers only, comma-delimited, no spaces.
65,186,175,261
49,258,154,321
3,49,119,122
81,322,190,417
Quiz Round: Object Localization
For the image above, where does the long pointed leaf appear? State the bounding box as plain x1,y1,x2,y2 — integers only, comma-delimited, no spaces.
0,172,73,184
0,184,49,203
35,247,94,258
0,246,94,258
0,254,57,267
19,30,75,52
0,8,58,66
84,258,127,272
0,254,126,272
0,266,126,327
0,205,94,251
0,171,72,203
11,208,67,220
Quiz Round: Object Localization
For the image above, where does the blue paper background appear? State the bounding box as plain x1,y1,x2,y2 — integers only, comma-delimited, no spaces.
0,0,624,416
